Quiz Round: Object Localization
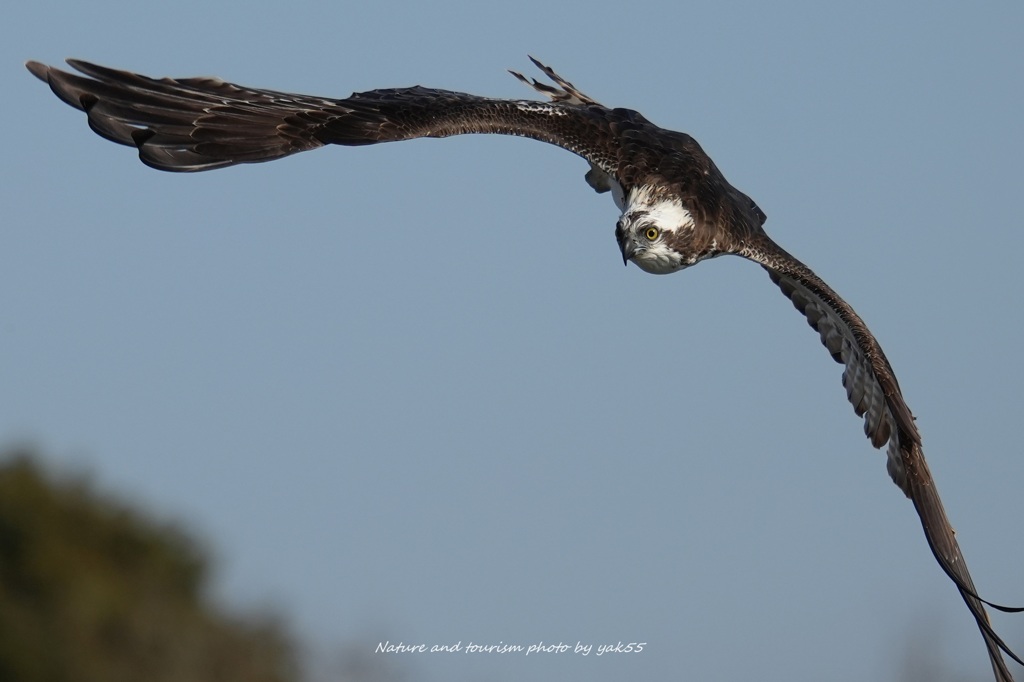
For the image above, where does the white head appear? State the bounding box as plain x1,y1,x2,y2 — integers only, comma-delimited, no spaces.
615,186,699,275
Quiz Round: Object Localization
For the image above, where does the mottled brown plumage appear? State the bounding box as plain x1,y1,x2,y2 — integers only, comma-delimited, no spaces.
25,57,1021,680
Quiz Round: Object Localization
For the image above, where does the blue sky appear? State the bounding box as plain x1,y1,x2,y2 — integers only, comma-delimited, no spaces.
3,2,1023,681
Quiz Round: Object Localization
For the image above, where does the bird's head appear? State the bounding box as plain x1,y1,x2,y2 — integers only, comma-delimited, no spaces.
615,190,698,275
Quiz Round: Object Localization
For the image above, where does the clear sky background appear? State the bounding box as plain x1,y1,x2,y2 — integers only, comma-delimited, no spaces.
3,2,1023,681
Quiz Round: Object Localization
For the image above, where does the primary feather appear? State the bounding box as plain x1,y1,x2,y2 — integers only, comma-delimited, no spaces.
26,56,1022,680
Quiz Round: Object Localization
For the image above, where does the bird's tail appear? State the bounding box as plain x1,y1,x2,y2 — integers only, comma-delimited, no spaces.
508,56,603,107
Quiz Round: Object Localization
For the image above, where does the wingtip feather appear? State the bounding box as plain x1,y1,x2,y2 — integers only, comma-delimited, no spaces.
25,60,50,82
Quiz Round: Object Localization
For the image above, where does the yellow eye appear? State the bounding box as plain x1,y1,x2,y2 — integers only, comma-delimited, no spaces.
644,227,660,241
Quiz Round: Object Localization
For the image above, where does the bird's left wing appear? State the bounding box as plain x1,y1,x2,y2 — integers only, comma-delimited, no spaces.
25,58,626,176
740,233,1022,681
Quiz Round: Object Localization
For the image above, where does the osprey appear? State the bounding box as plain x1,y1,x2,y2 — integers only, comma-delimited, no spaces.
26,57,1022,679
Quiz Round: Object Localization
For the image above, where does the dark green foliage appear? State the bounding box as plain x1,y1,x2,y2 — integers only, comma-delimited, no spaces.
0,450,299,682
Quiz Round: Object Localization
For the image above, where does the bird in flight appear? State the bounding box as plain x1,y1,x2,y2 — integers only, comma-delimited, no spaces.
26,57,1022,679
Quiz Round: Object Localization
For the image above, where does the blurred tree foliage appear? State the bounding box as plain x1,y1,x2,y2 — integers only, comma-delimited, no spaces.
0,449,300,682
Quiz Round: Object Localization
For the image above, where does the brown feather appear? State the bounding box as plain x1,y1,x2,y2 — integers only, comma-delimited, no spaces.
25,56,1021,680
741,234,1022,679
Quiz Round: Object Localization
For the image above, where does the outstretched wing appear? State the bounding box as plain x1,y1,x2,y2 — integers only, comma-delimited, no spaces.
27,55,1020,679
25,58,629,176
740,233,1022,681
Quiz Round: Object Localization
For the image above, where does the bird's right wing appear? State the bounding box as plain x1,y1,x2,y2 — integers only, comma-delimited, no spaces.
25,58,625,175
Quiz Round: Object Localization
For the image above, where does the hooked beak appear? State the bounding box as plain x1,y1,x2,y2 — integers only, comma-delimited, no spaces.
619,239,642,266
